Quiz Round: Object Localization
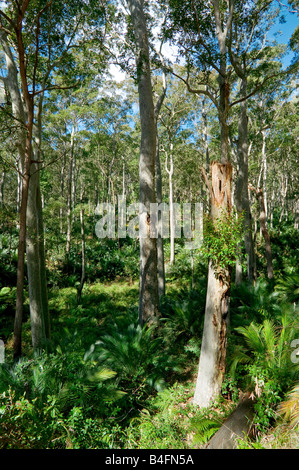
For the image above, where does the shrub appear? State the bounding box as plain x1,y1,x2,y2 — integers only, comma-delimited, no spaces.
229,311,299,432
85,322,181,415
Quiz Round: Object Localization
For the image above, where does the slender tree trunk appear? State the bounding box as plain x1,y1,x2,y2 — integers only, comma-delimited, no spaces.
14,168,30,359
17,162,22,214
26,165,44,348
261,129,268,221
60,152,66,234
279,174,288,227
77,190,85,303
3,16,35,358
249,184,274,280
165,143,175,265
202,94,210,173
235,77,254,284
36,178,50,340
14,97,34,358
127,0,159,325
26,93,50,350
258,188,274,280
155,137,165,299
0,169,5,207
154,65,167,300
71,150,77,221
66,127,75,256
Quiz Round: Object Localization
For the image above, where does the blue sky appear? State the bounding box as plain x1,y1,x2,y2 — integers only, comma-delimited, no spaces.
269,9,298,66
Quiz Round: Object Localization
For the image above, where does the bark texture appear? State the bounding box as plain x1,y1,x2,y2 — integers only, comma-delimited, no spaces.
127,0,159,325
235,77,254,283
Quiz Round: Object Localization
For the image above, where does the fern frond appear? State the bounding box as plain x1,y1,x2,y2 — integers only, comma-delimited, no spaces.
279,383,299,427
87,368,117,382
191,416,221,445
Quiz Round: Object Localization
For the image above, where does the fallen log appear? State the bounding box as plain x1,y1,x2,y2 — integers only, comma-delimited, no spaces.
206,395,256,449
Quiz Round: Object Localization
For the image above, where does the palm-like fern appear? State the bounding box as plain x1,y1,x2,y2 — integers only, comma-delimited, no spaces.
230,309,299,387
275,273,299,304
0,348,124,417
160,288,205,342
279,383,299,428
230,279,281,328
85,322,179,399
191,415,222,446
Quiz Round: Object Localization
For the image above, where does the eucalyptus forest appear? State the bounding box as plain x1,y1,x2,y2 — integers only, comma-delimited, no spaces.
0,0,298,451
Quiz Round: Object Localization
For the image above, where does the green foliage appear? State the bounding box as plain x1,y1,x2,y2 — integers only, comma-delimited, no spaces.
200,211,244,270
85,321,180,414
279,383,299,428
275,272,299,304
190,415,221,446
229,309,299,432
159,287,205,354
230,279,281,327
48,238,139,288
269,222,299,277
0,388,66,449
0,346,124,417
124,382,195,449
0,226,18,288
0,338,127,449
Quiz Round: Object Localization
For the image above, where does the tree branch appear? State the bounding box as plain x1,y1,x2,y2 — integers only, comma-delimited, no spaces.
229,69,291,108
201,166,214,198
32,80,81,97
166,67,219,110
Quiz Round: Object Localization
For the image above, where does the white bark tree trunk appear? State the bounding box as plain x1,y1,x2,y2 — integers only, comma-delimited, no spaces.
66,126,75,256
127,0,159,325
165,143,175,265
194,1,234,407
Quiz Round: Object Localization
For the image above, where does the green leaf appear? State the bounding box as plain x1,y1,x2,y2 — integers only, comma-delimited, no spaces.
0,287,11,296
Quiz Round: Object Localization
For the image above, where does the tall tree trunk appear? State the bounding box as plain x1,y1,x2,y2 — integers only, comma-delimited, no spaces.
66,127,75,256
259,189,273,280
154,64,167,300
261,129,268,221
26,165,46,349
0,31,26,215
194,161,232,407
155,137,165,299
14,95,34,358
0,26,33,359
60,152,66,234
14,166,30,359
194,1,233,407
165,142,175,265
77,189,85,303
26,93,50,350
0,169,5,207
127,0,159,326
235,77,254,284
17,162,22,214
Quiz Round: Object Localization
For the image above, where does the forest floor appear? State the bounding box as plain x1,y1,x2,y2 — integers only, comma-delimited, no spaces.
47,280,299,449
2,278,298,449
